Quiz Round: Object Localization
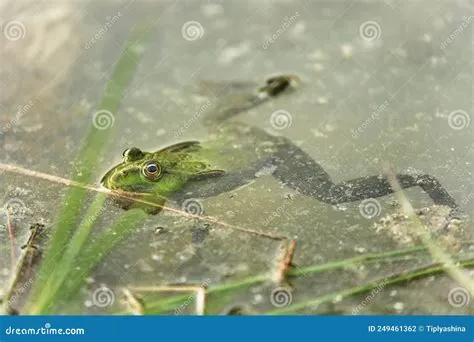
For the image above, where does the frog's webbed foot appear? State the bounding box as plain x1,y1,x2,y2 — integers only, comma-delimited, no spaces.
257,75,299,97
200,74,299,126
176,198,210,245
190,218,210,245
305,174,458,209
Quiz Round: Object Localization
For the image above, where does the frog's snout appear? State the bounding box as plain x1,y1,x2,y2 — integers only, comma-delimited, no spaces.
102,169,131,189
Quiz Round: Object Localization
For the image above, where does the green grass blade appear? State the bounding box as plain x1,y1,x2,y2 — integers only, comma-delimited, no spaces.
27,22,153,313
35,209,148,314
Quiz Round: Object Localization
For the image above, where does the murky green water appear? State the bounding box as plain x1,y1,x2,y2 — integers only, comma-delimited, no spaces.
1,0,473,314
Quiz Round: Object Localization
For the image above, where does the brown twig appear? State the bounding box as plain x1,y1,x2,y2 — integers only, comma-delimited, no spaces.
6,211,16,270
122,288,145,315
274,239,297,286
0,163,296,285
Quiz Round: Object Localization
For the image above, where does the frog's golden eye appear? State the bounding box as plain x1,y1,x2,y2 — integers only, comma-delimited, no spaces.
142,162,162,180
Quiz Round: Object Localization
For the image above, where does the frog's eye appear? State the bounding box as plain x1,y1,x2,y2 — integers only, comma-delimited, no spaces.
142,162,162,180
123,147,145,162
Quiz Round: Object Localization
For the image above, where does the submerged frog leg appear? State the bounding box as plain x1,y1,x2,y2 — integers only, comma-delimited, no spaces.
270,139,458,209
190,211,210,245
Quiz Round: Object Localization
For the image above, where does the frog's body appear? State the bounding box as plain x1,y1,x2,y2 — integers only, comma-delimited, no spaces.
101,75,458,216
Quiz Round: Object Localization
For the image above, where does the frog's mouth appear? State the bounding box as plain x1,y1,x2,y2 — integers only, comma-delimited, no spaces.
108,187,167,212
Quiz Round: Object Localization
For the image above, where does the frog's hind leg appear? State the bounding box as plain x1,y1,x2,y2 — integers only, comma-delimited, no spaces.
270,140,458,209
308,174,458,208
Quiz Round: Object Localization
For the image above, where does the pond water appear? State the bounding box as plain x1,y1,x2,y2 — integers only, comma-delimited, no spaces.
0,0,473,314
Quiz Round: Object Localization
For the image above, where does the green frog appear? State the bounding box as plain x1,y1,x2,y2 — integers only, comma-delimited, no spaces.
101,75,458,222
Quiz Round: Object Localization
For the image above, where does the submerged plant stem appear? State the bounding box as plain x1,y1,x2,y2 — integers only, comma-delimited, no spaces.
131,242,474,314
268,257,474,315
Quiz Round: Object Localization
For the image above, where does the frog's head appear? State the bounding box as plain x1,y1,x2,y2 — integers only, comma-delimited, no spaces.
101,143,224,214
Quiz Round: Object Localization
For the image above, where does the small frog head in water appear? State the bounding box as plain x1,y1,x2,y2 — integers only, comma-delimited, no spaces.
101,142,224,214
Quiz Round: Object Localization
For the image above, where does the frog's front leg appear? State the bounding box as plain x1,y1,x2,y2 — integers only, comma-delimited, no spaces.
270,138,458,209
